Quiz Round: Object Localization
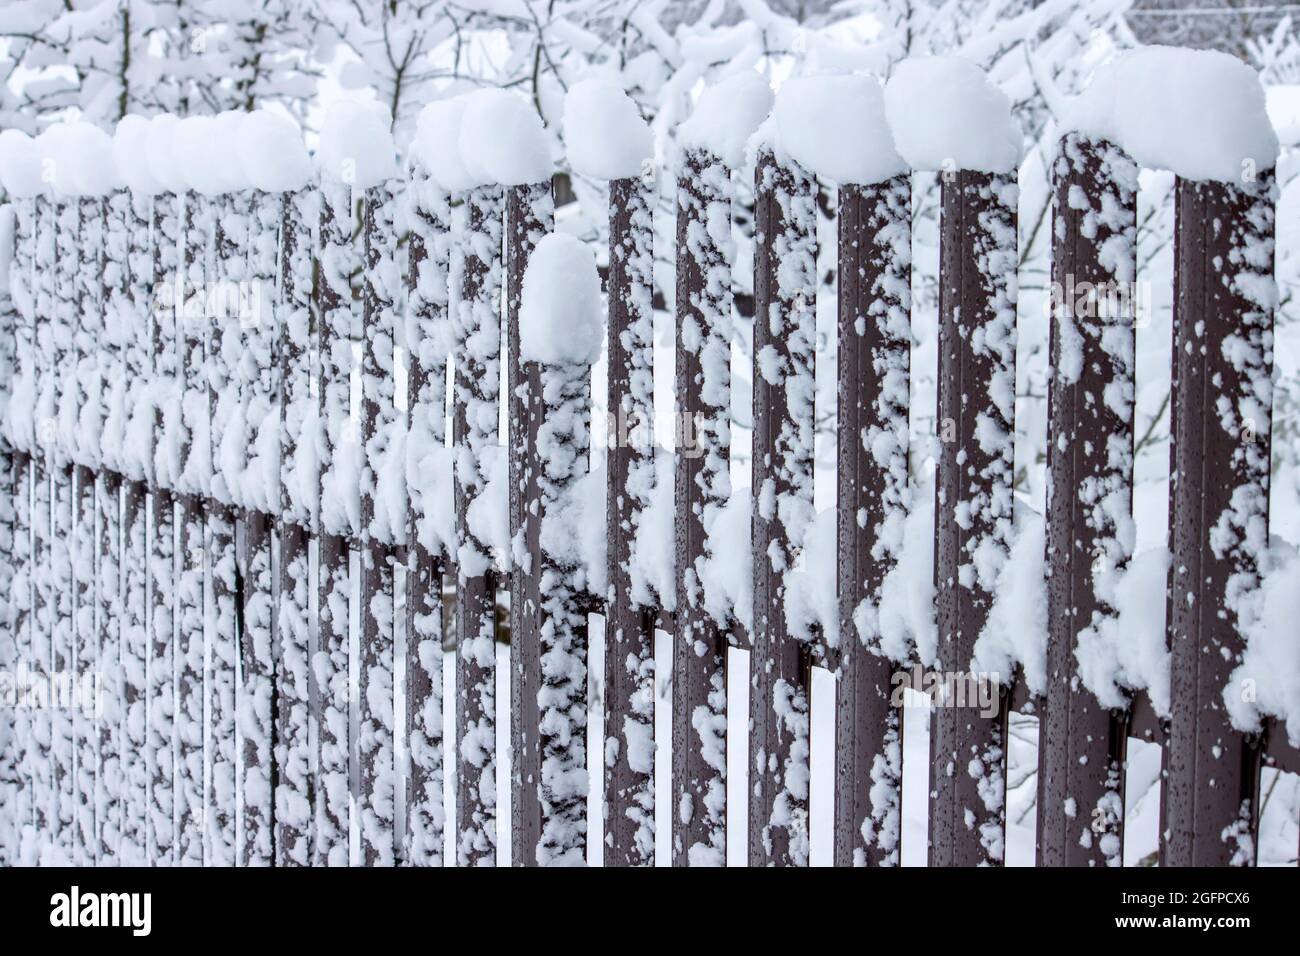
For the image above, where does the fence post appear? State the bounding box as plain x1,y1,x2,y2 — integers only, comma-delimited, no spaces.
30,194,57,850
96,190,132,865
603,175,657,866
749,148,817,867
451,184,504,866
206,192,244,866
120,191,152,864
0,200,22,864
6,196,35,862
834,174,912,867
358,182,401,866
672,149,731,866
405,169,452,866
175,190,209,866
506,180,553,866
1162,172,1276,866
929,169,1017,867
148,191,180,866
1037,135,1138,867
236,188,283,867
275,187,315,866
52,197,77,857
72,195,107,863
315,180,357,866
518,234,599,865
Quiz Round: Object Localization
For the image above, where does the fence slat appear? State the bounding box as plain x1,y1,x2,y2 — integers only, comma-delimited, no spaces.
120,192,152,864
506,181,553,867
1037,135,1138,867
175,191,208,866
6,197,37,863
405,170,453,867
52,198,77,858
672,150,732,867
833,174,912,867
451,185,504,866
929,170,1017,867
358,182,400,866
603,175,657,866
1162,173,1276,866
148,193,183,866
275,187,315,866
236,190,282,867
206,193,244,867
749,149,817,867
315,181,356,866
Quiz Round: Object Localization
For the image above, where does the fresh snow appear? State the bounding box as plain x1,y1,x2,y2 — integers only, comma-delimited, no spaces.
884,56,1021,173
563,78,654,180
1064,46,1278,182
678,70,774,167
772,74,906,184
519,233,604,366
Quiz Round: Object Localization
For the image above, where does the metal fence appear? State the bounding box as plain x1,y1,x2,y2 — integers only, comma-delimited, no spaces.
0,124,1296,868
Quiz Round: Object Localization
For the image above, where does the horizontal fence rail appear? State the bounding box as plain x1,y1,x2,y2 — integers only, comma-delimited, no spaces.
0,114,1298,870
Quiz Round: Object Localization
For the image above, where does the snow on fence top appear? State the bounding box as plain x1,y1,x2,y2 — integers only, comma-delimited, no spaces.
678,69,774,167
318,99,398,187
519,232,604,367
112,115,161,195
0,130,42,198
1064,45,1278,182
563,78,653,181
772,74,905,184
459,88,553,186
413,89,552,190
239,110,313,193
884,56,1021,174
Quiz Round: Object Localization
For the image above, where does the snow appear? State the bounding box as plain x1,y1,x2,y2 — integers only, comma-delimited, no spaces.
563,78,653,180
1075,547,1172,717
318,100,398,187
972,509,1047,694
145,114,187,194
174,116,232,195
772,74,906,185
238,110,312,193
413,97,480,191
0,130,43,197
458,88,554,186
678,70,773,167
519,233,604,366
884,56,1021,173
1064,46,1278,182
1227,545,1300,746
110,116,160,196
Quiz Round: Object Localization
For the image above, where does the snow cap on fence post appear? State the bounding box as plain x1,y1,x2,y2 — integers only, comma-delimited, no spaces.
238,110,313,194
175,115,241,195
318,100,399,188
112,116,163,196
772,73,906,184
145,113,188,194
0,129,46,198
458,88,554,186
883,56,1021,173
34,123,85,196
562,78,653,180
678,70,774,167
66,124,123,196
519,232,604,366
1062,46,1278,182
413,97,482,191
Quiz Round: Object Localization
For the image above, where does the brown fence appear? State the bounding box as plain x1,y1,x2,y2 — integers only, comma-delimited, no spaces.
0,128,1296,868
